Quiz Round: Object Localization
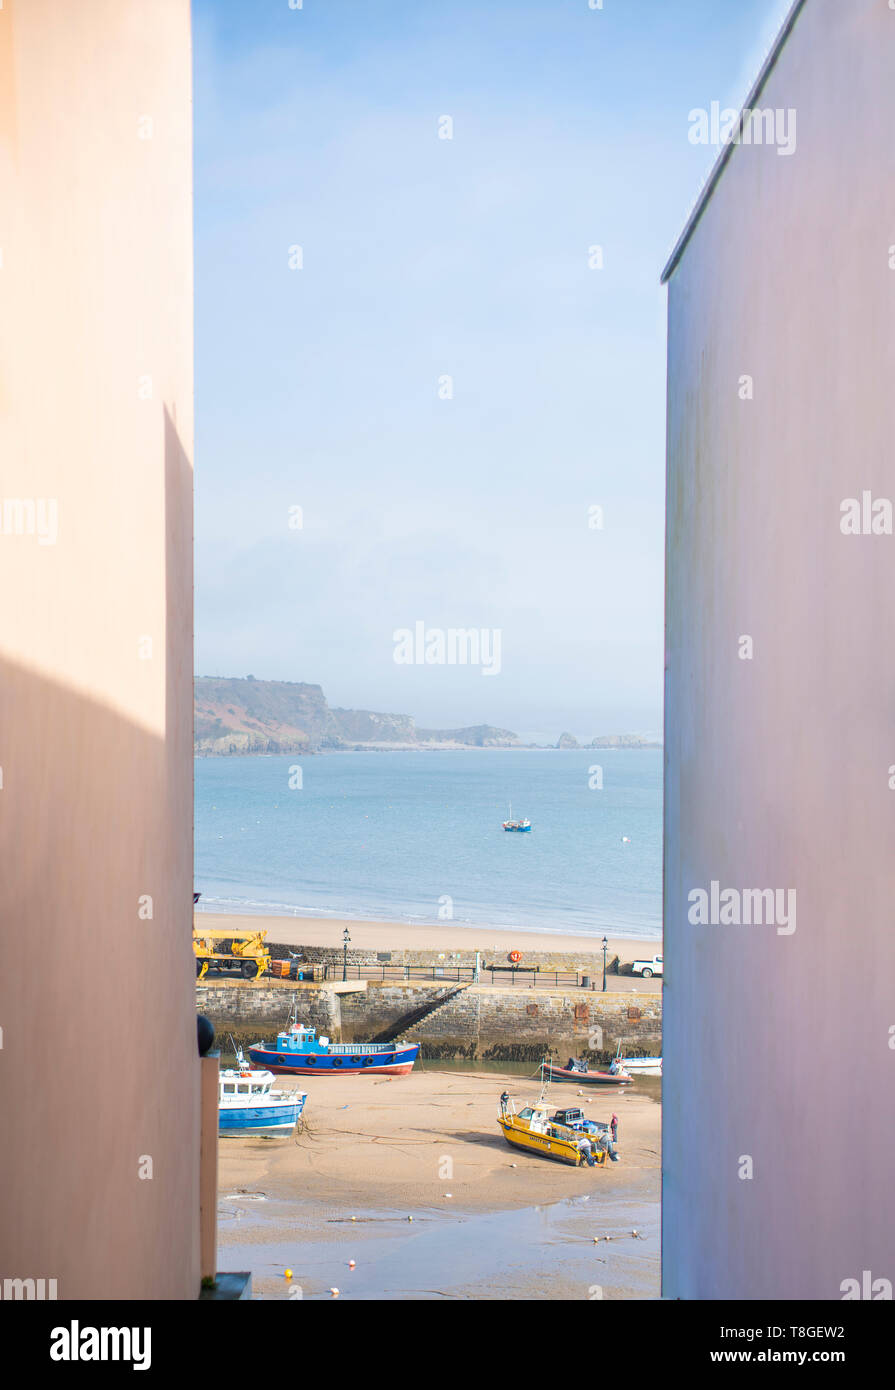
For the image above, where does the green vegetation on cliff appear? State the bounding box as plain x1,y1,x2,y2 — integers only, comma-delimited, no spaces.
194,676,522,755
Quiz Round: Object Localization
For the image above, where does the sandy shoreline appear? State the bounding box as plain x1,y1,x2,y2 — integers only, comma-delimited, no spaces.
216,1065,661,1299
197,910,660,962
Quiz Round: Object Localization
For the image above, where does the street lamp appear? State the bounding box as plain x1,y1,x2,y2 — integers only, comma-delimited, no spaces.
602,935,608,993
342,927,351,983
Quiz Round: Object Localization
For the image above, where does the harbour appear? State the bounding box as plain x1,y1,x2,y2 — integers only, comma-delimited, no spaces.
218,1197,660,1301
214,1063,661,1301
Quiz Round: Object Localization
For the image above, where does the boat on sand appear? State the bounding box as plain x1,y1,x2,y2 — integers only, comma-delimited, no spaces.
496,1063,619,1167
248,998,419,1077
546,1057,632,1087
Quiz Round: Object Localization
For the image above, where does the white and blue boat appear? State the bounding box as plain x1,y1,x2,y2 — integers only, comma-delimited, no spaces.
218,1050,307,1136
502,802,531,832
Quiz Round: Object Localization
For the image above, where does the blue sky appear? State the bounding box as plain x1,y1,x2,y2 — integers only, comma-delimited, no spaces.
193,0,791,742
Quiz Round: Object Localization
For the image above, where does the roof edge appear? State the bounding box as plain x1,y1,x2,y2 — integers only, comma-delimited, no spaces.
661,0,809,285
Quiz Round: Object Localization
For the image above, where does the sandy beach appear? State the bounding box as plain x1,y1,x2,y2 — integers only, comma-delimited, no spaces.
216,1064,661,1299
198,910,659,964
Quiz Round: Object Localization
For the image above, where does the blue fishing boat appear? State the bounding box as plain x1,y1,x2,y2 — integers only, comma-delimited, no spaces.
218,1048,307,1136
248,1000,419,1077
502,802,531,832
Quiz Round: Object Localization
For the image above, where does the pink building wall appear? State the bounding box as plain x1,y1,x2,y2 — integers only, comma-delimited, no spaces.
663,0,895,1298
0,1,198,1298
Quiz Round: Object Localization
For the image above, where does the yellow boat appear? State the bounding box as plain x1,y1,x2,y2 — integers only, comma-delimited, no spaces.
497,1096,607,1167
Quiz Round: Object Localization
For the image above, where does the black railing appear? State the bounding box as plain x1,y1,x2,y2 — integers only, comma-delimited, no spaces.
314,962,598,990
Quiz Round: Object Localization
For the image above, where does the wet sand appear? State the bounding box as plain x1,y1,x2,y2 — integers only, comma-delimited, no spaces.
200,910,658,964
217,1065,661,1300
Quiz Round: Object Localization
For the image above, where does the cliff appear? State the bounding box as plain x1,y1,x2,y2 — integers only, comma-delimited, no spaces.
194,676,336,754
195,676,522,754
589,734,662,749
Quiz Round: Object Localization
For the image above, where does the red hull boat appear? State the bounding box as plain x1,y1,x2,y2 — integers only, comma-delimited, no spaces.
546,1061,632,1087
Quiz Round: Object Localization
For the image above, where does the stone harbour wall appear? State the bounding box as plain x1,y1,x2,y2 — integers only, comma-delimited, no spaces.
197,979,662,1062
196,983,340,1041
402,986,662,1061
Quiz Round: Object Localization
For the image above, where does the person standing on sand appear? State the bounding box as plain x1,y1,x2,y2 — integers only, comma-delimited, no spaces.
599,1124,619,1163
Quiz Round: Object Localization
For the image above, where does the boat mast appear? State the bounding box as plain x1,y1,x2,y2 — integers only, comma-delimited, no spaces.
537,1054,550,1106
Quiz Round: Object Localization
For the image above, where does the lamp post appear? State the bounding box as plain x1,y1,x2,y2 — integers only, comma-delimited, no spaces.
342,927,350,983
602,935,608,993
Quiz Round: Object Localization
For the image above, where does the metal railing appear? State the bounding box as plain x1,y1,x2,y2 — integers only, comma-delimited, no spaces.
316,962,602,990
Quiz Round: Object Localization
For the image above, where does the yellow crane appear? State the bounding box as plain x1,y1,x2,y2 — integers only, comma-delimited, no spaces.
193,927,271,982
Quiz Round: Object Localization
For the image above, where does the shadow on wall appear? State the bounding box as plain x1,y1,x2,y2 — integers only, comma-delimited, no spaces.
0,408,197,1300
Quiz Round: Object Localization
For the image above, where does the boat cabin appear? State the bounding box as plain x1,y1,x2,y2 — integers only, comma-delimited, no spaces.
275,1024,328,1053
219,1067,276,1100
514,1104,554,1134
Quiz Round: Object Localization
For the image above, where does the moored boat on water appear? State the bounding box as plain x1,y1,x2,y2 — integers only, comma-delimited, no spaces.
502,802,531,832
248,1000,419,1076
615,1051,662,1076
218,1050,306,1136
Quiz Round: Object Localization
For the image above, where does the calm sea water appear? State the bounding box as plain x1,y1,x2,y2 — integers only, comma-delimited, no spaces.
194,749,662,942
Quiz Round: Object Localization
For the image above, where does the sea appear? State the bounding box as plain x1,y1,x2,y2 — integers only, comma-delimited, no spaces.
195,747,662,942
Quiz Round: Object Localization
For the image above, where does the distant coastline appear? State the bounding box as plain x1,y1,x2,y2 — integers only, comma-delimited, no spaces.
195,674,661,756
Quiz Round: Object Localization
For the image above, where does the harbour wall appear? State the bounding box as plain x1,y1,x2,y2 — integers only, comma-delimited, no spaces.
196,980,662,1062
266,941,622,972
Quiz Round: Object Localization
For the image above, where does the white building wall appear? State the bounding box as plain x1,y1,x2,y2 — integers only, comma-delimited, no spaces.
663,0,895,1299
0,0,197,1299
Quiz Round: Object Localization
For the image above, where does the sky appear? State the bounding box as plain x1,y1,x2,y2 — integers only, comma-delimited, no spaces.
193,0,792,744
